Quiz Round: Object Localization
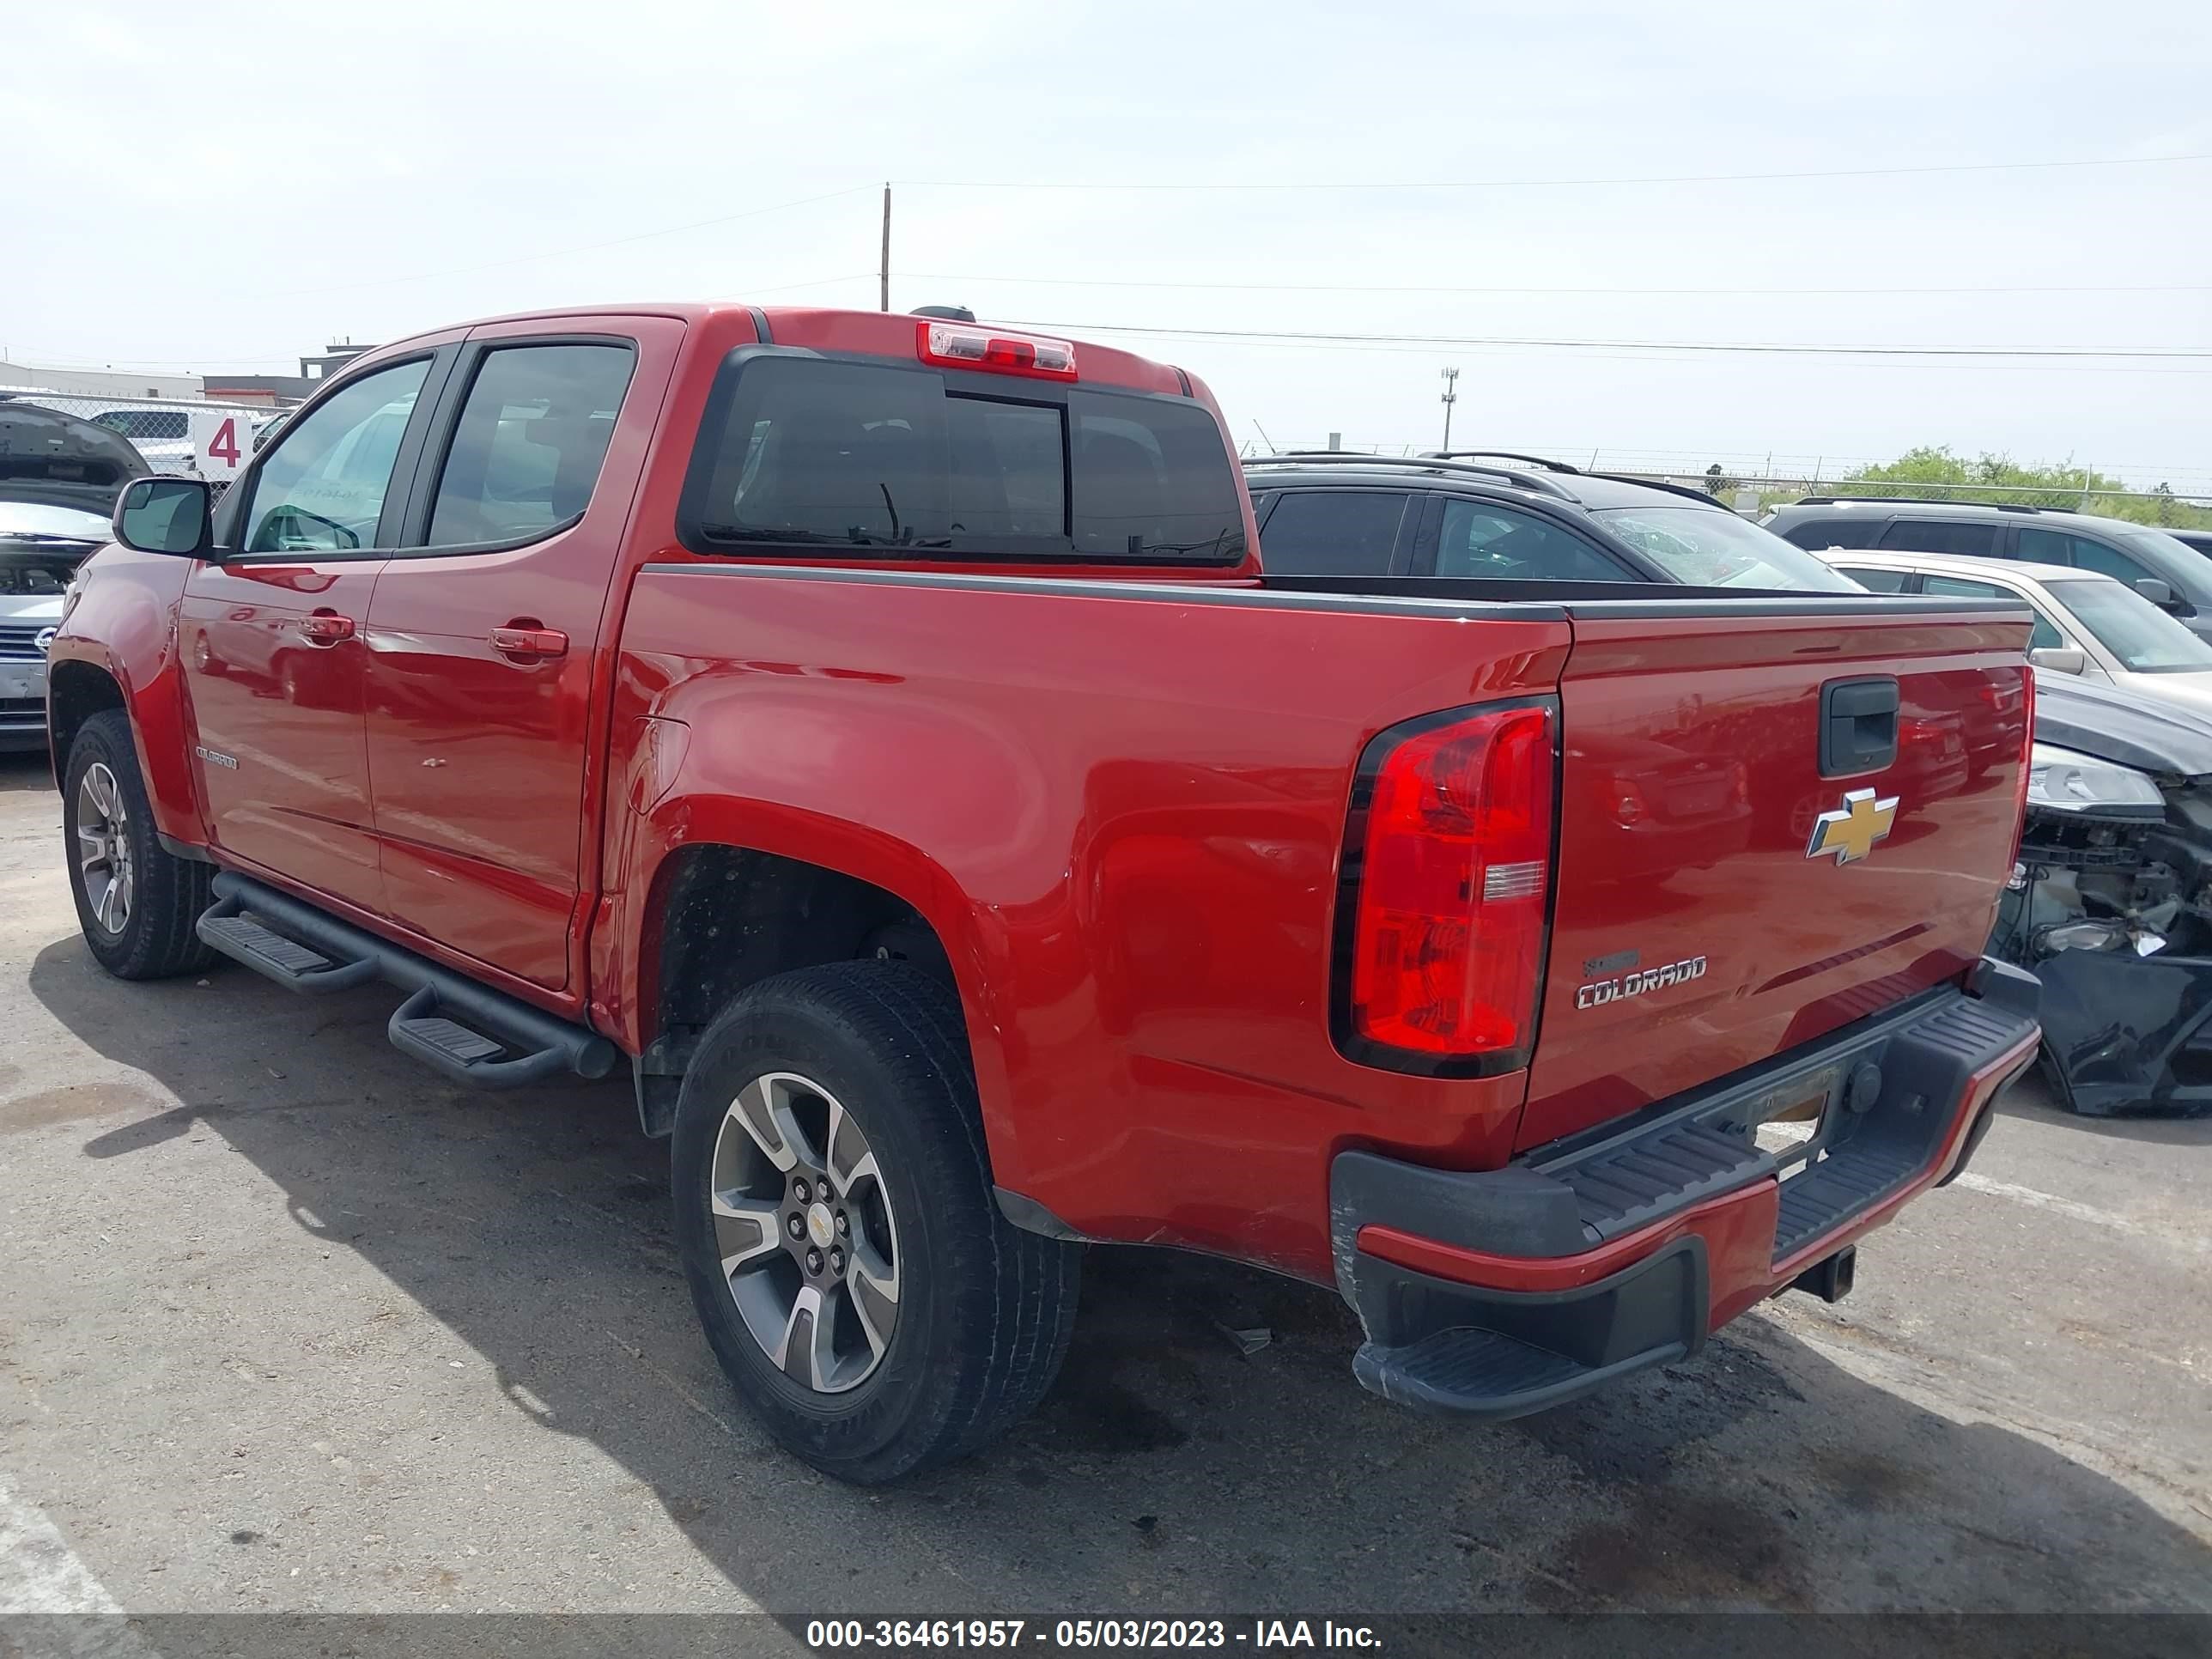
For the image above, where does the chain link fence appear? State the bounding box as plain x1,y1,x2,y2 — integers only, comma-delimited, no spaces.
0,386,287,492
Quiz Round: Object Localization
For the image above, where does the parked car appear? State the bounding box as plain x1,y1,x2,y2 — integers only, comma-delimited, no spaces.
16,396,260,489
56,303,2039,1482
0,399,149,514
1765,497,2212,641
1243,450,1859,590
1996,672,2212,1117
0,404,144,751
1814,550,2212,714
2164,527,2212,559
1807,548,2212,1116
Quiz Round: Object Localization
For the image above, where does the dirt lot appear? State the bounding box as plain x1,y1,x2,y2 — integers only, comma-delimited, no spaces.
3,749,2209,1618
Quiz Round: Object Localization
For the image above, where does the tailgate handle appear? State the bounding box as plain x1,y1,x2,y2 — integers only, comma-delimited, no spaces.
1820,677,1899,776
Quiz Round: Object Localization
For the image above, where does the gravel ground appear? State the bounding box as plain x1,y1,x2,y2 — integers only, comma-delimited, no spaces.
2,749,2208,1620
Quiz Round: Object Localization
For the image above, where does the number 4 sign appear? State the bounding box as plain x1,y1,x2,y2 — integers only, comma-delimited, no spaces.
189,410,248,478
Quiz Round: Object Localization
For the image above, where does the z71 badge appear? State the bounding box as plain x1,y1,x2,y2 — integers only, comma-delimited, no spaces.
1576,954,1709,1010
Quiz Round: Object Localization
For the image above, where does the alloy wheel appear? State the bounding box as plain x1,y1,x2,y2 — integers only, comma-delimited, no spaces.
76,762,134,936
710,1071,901,1394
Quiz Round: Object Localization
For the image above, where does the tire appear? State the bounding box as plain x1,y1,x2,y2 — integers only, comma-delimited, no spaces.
63,709,218,981
671,961,1080,1484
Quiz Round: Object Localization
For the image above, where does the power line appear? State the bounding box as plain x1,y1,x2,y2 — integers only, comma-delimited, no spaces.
14,272,880,373
900,150,2210,191
1000,320,2212,361
270,185,878,298
904,270,2211,300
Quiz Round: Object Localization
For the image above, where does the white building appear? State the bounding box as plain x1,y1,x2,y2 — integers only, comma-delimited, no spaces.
0,360,204,400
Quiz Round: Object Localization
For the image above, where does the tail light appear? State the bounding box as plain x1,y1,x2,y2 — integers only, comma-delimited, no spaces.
1338,702,1558,1073
916,319,1078,380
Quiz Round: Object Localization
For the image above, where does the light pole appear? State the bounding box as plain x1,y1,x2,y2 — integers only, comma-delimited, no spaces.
1439,366,1459,453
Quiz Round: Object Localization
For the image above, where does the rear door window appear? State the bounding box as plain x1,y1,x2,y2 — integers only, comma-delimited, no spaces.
1255,490,1407,576
1835,566,1912,592
1437,498,1629,581
1781,515,1883,550
1878,519,1999,557
682,356,1244,563
423,343,636,548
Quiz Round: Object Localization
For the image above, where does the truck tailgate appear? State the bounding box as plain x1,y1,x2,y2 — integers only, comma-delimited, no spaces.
1518,598,2033,1152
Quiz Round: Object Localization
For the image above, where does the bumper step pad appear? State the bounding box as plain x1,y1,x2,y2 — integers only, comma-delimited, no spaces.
1352,1328,1587,1415
1547,1121,1766,1242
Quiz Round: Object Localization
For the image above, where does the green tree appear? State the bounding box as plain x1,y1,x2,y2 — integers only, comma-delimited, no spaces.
1837,447,2212,530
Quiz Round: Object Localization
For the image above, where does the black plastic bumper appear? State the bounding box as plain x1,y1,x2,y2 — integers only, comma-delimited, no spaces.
2035,945,2212,1119
1332,958,2041,1419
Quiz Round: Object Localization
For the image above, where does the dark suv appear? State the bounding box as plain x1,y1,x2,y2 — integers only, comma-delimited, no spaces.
1243,452,1856,591
1764,497,2212,640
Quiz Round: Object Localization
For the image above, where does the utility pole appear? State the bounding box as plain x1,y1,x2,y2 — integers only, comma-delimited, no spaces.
1439,366,1459,453
879,183,891,312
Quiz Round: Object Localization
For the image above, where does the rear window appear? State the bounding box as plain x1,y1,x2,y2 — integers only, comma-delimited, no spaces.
1258,490,1407,576
1779,514,1882,550
681,355,1244,564
1879,518,1999,557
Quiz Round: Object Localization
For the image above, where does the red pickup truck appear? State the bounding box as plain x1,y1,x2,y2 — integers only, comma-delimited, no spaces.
52,303,2039,1483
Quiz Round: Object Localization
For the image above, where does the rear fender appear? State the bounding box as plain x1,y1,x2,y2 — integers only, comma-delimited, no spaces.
605,696,1015,1164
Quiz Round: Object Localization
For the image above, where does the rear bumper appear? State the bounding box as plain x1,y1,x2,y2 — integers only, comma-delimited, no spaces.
1331,957,2040,1419
2036,945,2212,1119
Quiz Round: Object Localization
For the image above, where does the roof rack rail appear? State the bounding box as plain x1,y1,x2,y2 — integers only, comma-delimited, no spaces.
1584,472,1735,510
1791,495,2051,514
1240,450,1577,501
1422,449,1581,474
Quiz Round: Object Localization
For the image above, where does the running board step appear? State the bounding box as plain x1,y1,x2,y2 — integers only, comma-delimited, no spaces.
388,984,573,1089
198,873,617,1091
198,901,380,994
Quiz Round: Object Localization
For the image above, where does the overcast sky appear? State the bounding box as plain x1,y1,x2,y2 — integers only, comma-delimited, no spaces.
10,1,2209,486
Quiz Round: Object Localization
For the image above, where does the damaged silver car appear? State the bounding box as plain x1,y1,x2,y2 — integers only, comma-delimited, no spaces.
1993,672,2212,1116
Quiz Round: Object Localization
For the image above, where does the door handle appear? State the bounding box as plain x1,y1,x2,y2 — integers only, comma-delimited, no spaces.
489,624,568,661
300,611,356,645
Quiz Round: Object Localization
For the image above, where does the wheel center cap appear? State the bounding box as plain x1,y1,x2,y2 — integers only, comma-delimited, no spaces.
805,1201,836,1249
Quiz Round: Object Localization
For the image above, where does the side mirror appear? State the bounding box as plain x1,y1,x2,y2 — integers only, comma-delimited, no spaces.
2028,646,2087,675
2135,576,2175,606
112,477,213,557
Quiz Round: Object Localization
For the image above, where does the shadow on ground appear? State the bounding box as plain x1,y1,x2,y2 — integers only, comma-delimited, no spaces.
25,930,2212,1615
0,750,55,795
1995,1058,2212,1146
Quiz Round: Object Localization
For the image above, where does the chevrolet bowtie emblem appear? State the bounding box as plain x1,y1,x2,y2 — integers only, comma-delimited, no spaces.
1807,787,1899,865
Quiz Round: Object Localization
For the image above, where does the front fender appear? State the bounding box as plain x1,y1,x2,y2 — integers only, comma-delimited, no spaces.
49,545,201,844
